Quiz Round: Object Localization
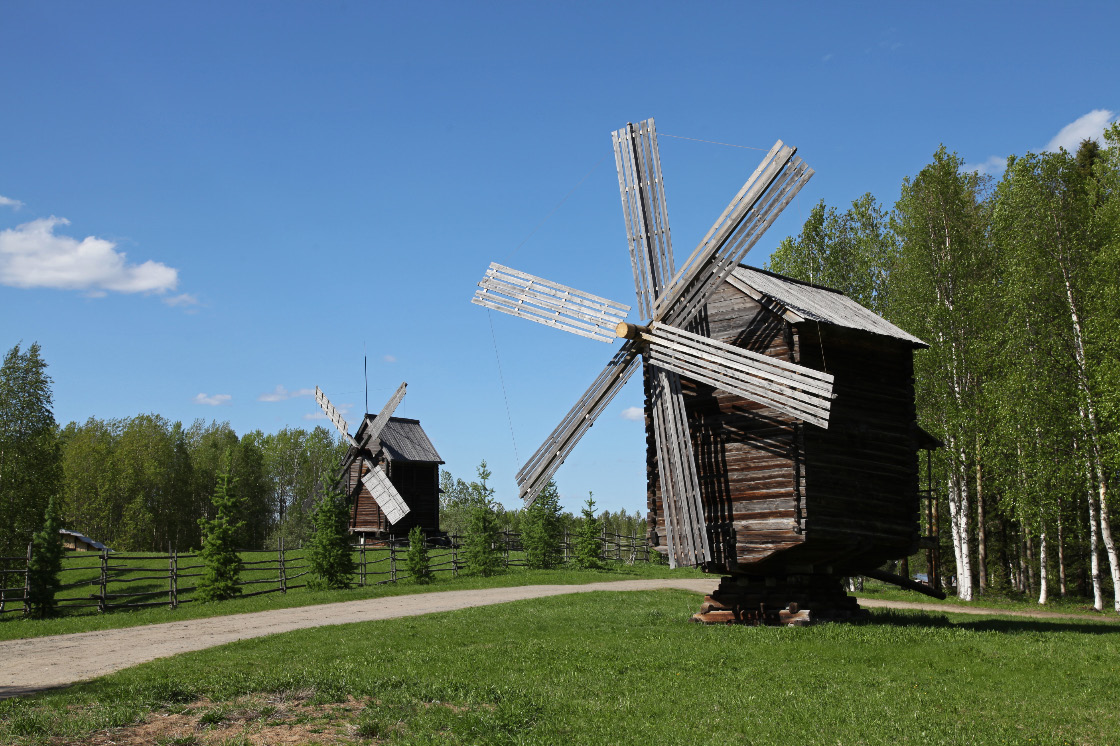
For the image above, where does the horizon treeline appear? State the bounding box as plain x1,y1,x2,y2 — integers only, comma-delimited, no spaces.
768,125,1120,609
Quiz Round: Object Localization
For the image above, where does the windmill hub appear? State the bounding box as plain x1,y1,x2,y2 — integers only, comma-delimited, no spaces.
614,321,650,341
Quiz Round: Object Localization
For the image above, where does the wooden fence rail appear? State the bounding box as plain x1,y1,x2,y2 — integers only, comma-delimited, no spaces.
2,530,655,619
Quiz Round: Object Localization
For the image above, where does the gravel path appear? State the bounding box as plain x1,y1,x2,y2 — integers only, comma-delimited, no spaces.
2,579,1113,699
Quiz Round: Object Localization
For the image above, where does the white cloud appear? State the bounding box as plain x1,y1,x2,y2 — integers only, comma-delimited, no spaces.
258,384,314,402
963,155,1007,176
620,406,644,422
0,195,24,210
194,393,231,406
162,293,199,308
383,354,397,363
821,53,834,63
0,216,178,295
1045,109,1116,153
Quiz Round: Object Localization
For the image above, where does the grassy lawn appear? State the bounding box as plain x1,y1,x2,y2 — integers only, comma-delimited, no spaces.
2,591,1117,745
857,578,1118,617
0,555,705,642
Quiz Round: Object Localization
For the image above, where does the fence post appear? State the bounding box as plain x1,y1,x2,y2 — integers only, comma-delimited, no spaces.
563,529,569,563
22,543,31,617
98,548,108,613
389,536,397,583
168,545,175,609
503,530,510,568
452,535,459,577
279,537,286,593
359,535,366,587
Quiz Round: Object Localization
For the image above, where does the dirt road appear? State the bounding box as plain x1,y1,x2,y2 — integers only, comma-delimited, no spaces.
1,579,1113,699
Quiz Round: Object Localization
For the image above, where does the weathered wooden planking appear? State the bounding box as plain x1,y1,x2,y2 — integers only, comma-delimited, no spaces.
361,463,410,524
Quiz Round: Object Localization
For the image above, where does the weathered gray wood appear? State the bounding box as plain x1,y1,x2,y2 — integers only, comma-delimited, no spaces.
361,462,410,524
315,386,358,447
473,263,629,343
646,322,833,427
515,342,642,503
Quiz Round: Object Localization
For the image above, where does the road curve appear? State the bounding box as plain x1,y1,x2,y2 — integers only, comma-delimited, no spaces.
2,579,1113,699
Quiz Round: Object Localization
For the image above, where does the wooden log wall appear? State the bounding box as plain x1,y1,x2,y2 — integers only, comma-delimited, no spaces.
646,282,920,575
349,456,441,536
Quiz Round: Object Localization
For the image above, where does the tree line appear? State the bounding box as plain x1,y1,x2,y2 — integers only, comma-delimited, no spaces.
768,125,1120,609
0,344,645,564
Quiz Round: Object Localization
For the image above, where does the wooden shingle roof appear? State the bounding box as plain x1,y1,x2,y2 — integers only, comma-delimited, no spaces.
728,265,927,348
357,416,444,463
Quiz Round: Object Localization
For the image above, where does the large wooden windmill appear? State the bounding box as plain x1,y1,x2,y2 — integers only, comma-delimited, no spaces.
473,119,934,623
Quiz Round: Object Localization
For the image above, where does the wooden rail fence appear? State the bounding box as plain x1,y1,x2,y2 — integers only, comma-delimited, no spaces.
1,530,655,618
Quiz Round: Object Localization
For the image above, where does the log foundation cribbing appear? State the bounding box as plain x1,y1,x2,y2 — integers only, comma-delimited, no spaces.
691,573,868,626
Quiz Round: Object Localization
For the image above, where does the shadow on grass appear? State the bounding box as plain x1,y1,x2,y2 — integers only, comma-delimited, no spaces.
863,609,1120,635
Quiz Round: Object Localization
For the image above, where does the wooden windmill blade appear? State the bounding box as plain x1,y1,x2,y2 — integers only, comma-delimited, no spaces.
339,382,408,474
315,386,358,447
625,322,835,428
472,263,631,343
515,342,643,504
648,367,710,567
612,118,709,566
360,462,410,525
613,118,675,319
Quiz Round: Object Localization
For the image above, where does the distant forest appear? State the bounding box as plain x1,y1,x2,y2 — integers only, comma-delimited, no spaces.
2,125,1118,609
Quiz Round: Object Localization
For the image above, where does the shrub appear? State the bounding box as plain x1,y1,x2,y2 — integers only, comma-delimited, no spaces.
307,483,355,590
406,526,433,583
25,497,64,618
574,493,603,570
463,460,502,576
197,472,244,602
521,480,562,569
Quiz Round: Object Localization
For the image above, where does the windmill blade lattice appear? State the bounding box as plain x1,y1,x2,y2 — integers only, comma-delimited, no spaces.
475,117,818,568
472,263,630,343
316,382,411,525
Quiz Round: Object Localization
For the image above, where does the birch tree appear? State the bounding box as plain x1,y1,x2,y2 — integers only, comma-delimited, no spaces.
890,146,992,600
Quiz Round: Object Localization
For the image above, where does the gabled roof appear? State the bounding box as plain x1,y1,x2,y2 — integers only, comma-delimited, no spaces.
357,416,443,463
59,529,110,551
727,265,927,348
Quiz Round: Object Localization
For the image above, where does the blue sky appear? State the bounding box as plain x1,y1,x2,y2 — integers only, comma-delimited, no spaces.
2,1,1117,514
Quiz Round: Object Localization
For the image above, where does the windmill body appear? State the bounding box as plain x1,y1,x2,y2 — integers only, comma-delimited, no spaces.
473,119,932,623
345,415,445,539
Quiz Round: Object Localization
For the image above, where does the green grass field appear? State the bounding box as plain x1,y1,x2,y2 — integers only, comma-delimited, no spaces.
0,553,702,642
2,590,1117,745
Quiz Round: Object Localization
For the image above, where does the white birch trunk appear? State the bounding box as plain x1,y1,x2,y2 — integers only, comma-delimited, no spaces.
1037,529,1048,605
1064,278,1120,612
1086,477,1104,611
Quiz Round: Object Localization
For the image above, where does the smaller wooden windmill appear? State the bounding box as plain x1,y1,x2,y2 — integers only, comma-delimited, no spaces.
316,383,411,524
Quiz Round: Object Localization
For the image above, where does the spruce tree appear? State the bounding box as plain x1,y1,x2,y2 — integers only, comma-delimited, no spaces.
307,483,355,590
406,525,432,583
26,496,64,618
463,460,502,576
197,472,244,602
574,493,603,570
521,480,562,569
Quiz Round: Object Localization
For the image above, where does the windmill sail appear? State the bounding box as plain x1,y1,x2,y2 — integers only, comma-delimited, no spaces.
360,463,410,525
473,263,630,343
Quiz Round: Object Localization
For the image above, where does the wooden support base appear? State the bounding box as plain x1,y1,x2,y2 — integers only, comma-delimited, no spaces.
691,573,868,626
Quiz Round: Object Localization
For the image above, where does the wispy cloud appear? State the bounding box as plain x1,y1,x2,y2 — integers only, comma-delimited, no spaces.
163,293,199,308
383,354,397,363
963,155,1007,176
821,53,834,63
620,406,644,422
1045,109,1116,152
259,384,315,402
964,109,1118,177
194,393,232,406
0,216,179,296
0,195,24,210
